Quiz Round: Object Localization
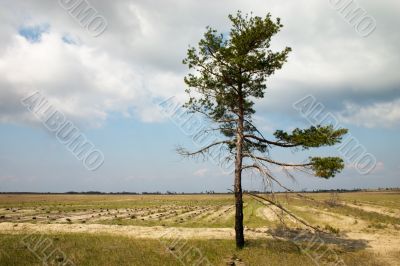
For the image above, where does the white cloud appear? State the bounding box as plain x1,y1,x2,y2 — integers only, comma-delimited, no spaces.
0,27,176,126
0,0,399,128
193,168,208,177
338,99,400,128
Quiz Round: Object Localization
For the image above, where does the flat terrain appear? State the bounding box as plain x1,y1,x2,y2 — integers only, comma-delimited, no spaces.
0,191,399,265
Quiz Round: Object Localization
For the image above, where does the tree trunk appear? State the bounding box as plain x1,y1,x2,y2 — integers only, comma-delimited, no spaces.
234,89,245,249
234,141,244,248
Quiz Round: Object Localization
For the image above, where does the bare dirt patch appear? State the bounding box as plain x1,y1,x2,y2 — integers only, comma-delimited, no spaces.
293,206,364,231
347,231,400,266
256,206,280,222
0,222,268,240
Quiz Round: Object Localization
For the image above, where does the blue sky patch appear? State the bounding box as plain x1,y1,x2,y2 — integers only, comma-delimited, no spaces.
62,34,79,45
18,23,50,43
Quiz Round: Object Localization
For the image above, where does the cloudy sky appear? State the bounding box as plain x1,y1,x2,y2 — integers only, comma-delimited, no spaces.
0,0,399,192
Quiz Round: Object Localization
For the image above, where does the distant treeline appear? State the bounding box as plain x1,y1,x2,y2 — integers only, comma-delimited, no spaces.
0,188,399,195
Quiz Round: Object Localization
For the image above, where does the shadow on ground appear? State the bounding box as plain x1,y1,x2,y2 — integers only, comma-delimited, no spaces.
266,227,369,252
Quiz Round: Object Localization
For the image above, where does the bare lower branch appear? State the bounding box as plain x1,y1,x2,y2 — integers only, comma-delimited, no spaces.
248,154,312,167
177,140,232,157
243,164,293,192
244,192,323,232
243,163,320,205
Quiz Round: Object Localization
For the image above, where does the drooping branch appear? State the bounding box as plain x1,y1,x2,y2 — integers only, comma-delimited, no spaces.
242,163,293,192
177,140,232,157
244,192,323,232
243,119,269,144
245,153,344,178
242,163,321,205
249,154,312,168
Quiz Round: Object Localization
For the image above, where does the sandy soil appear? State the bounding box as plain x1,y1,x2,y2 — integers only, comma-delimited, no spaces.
256,206,280,222
347,231,400,266
0,222,268,240
293,206,365,231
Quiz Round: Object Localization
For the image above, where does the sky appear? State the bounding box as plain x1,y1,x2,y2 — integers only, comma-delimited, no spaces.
0,0,399,193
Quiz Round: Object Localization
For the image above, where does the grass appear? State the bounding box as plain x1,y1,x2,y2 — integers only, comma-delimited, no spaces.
304,191,400,210
328,205,400,225
0,233,388,266
0,192,399,265
0,194,233,209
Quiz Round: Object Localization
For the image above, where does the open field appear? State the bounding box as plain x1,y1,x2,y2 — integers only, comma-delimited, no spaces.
0,191,399,265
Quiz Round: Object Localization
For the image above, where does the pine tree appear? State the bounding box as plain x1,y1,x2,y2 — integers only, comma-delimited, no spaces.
179,11,348,248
